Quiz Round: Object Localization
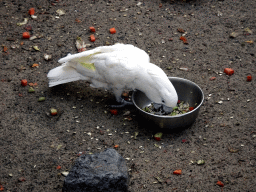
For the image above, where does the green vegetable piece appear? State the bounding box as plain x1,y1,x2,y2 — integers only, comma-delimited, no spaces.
56,144,62,151
134,132,139,139
173,106,178,110
143,107,150,113
154,143,160,148
33,46,40,51
28,87,35,93
17,18,28,26
197,160,205,165
154,132,163,139
170,111,177,116
155,176,162,183
38,97,46,102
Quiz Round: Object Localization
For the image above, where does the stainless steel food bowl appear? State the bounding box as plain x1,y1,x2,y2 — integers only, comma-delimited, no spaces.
132,77,204,129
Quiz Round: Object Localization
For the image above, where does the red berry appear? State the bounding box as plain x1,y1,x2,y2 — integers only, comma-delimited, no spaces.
154,132,163,141
21,79,27,86
50,108,58,116
29,8,35,15
189,107,194,111
109,28,116,34
216,180,224,187
89,27,96,32
90,34,95,42
56,165,61,170
110,109,118,115
173,170,182,175
22,32,30,39
247,75,252,82
154,137,161,141
224,68,234,76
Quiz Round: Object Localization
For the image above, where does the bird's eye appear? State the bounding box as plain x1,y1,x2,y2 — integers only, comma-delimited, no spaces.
162,99,165,103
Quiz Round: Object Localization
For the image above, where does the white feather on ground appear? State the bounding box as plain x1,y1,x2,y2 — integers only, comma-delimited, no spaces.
47,44,178,108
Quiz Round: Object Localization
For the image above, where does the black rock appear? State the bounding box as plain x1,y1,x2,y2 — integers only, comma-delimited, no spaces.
62,148,128,192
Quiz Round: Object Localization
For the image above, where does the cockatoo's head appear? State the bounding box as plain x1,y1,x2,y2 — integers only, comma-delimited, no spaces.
140,64,178,108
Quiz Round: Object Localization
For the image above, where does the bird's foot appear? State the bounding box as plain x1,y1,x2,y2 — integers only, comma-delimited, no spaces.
109,99,133,108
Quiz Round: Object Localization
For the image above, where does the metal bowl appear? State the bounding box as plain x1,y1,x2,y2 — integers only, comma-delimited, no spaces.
132,77,204,129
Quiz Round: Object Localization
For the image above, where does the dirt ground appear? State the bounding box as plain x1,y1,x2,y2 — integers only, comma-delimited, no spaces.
0,0,256,191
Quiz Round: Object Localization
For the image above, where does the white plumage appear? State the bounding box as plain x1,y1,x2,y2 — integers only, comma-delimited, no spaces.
47,44,178,108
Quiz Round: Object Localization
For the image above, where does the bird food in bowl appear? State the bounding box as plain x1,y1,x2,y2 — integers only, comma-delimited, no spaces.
132,77,204,129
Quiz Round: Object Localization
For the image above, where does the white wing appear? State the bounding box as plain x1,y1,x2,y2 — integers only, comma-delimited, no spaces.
48,44,150,89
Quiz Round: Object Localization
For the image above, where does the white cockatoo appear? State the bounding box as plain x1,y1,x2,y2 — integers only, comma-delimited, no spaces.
47,44,178,108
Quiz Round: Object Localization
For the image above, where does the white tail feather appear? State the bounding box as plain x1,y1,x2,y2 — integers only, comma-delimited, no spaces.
47,65,89,87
